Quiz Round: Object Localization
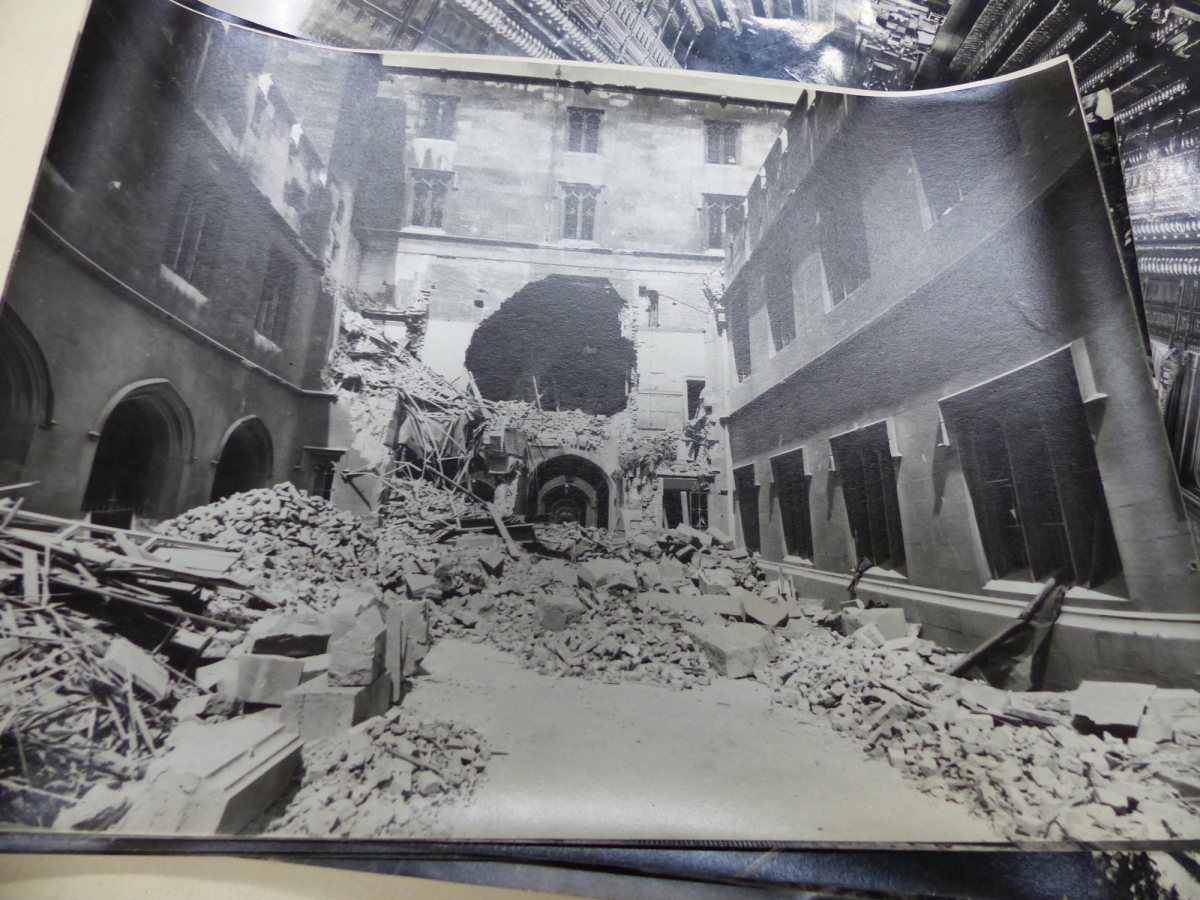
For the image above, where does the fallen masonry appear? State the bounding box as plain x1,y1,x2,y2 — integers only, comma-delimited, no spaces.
3,479,1200,843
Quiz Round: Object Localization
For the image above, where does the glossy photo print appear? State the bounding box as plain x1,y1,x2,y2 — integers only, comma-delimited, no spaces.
0,0,1198,847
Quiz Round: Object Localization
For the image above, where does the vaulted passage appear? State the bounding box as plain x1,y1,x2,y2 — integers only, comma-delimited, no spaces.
0,306,52,486
211,417,274,502
83,382,193,525
464,276,635,416
528,454,609,529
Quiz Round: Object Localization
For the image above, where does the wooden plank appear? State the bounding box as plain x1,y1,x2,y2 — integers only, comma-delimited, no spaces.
20,548,40,604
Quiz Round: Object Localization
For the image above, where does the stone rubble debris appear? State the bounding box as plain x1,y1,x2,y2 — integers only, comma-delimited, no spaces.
257,710,489,838
5,470,1200,844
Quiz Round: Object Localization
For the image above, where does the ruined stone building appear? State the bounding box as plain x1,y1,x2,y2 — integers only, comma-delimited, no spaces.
300,0,729,67
0,3,371,524
719,60,1200,687
914,0,1200,536
342,58,792,532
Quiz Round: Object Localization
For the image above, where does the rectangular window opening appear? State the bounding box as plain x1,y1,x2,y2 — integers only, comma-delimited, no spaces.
704,194,744,250
419,95,458,140
255,249,294,343
942,349,1124,592
567,108,603,153
561,183,600,240
165,183,227,296
830,422,905,572
410,169,452,228
705,121,740,165
771,448,813,560
734,463,761,553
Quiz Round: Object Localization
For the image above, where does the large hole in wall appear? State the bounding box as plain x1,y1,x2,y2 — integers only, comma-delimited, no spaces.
464,275,635,416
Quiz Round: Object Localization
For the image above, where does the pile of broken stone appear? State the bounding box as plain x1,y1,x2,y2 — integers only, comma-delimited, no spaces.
764,613,1200,842
7,480,1200,843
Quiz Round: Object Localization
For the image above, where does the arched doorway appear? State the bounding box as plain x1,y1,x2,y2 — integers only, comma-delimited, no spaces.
83,380,194,526
210,417,274,502
527,454,610,528
0,306,52,485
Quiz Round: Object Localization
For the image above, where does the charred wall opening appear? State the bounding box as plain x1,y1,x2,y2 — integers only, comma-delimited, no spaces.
464,275,635,416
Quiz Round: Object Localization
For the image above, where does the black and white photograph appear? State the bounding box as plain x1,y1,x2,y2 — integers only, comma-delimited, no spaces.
1,0,1199,856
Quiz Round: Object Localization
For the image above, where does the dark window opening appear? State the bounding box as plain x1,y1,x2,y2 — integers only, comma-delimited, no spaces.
734,463,761,553
464,275,634,415
705,121,740,165
567,108,603,153
210,418,274,502
304,449,343,501
410,169,452,228
704,194,744,250
419,95,457,139
255,250,295,343
686,379,705,419
165,183,227,297
771,448,813,560
562,183,600,241
830,422,905,572
766,264,796,350
944,349,1123,590
662,477,709,530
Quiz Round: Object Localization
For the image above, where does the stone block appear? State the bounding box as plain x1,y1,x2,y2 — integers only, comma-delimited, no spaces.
236,654,304,706
698,567,736,595
301,654,329,683
636,560,662,591
54,783,132,831
658,558,686,582
576,559,634,592
195,658,239,698
1137,689,1200,743
631,533,657,555
841,607,907,641
479,550,506,577
1175,716,1200,748
706,526,734,550
739,591,787,627
674,524,713,547
404,572,441,600
102,637,171,700
537,593,586,632
279,672,392,740
325,590,383,642
327,617,386,687
685,622,775,678
851,623,885,649
119,711,302,835
246,610,331,658
1070,680,1155,728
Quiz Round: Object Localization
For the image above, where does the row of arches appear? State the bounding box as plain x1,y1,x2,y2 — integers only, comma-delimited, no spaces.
1,305,275,524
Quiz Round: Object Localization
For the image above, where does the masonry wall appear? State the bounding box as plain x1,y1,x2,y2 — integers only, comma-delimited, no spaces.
722,63,1199,621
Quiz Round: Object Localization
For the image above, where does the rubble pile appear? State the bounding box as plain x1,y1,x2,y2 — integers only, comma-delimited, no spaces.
0,497,250,826
259,709,489,837
768,612,1200,842
160,483,378,588
427,521,771,689
492,594,714,688
377,478,486,543
488,401,617,453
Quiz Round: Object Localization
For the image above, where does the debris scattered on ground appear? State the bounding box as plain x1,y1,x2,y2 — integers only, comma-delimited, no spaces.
766,608,1200,842
256,709,489,837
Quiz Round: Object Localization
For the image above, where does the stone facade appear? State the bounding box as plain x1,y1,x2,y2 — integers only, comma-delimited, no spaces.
720,61,1200,687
